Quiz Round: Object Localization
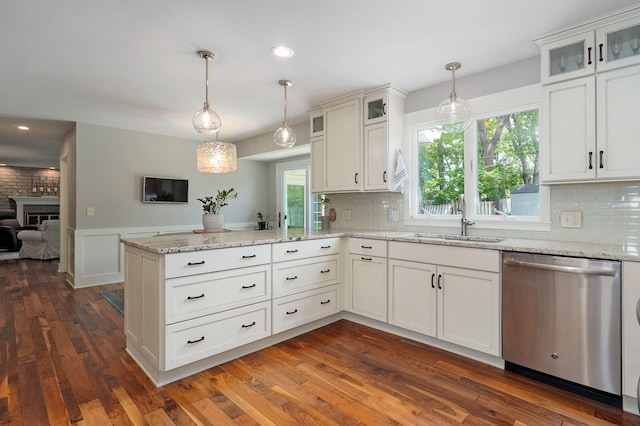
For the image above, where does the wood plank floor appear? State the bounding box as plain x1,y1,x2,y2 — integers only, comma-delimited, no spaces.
2,258,640,425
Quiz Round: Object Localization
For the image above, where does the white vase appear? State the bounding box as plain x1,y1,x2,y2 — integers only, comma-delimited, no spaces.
202,213,224,231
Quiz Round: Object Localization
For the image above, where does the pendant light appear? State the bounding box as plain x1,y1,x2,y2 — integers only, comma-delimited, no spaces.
434,62,473,134
193,50,222,135
274,80,296,148
196,135,237,174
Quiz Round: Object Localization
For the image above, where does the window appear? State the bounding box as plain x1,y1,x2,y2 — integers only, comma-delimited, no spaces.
407,85,549,231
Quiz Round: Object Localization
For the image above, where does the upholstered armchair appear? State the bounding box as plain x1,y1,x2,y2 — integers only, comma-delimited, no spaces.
17,219,61,259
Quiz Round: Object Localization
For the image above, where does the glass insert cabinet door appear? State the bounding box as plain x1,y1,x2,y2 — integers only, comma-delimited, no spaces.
597,18,640,71
364,91,388,125
541,31,595,83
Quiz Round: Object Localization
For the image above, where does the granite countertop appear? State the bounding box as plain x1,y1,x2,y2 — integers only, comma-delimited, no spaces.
120,228,640,262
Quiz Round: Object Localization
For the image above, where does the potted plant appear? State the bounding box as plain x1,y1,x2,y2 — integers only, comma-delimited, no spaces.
197,188,238,231
256,211,270,230
320,197,331,230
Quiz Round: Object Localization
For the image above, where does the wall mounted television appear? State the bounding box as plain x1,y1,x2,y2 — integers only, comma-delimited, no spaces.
143,176,189,203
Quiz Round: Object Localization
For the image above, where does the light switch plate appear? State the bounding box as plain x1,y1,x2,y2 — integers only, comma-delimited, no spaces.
560,211,581,228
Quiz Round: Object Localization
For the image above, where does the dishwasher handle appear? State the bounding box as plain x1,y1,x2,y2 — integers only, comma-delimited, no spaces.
503,258,617,277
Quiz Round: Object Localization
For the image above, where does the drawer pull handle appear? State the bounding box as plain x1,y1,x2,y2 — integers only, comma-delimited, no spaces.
431,273,435,289
320,269,331,274
321,245,331,249
286,309,298,315
187,261,205,266
242,254,257,259
187,293,205,300
361,257,372,261
361,245,372,249
242,283,257,289
242,321,256,328
286,276,298,281
437,274,442,290
320,299,331,305
286,249,299,253
599,150,604,169
187,336,205,344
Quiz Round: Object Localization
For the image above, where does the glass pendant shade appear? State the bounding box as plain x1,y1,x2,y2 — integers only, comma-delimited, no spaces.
435,62,474,134
197,141,237,173
193,104,221,135
193,50,222,135
274,80,296,148
435,95,473,133
274,125,296,148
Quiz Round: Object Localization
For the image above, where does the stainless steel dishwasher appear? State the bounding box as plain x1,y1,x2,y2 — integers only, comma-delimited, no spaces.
502,251,621,399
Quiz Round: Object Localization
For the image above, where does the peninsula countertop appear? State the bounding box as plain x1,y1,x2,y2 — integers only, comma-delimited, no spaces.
120,228,640,262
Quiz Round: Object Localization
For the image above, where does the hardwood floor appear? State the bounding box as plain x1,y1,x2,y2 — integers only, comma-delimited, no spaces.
1,258,640,425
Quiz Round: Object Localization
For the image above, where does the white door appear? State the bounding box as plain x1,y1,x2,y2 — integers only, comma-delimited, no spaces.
277,161,321,230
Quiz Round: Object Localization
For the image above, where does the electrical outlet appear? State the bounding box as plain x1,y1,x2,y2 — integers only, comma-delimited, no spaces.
392,209,399,222
387,207,394,221
342,210,351,220
86,207,95,217
560,211,581,228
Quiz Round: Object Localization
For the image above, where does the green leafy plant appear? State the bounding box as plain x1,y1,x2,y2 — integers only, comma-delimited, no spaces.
197,188,238,214
256,211,269,222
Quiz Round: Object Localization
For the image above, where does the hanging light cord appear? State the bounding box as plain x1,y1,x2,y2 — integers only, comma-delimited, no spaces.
282,83,289,126
448,64,458,102
203,53,211,108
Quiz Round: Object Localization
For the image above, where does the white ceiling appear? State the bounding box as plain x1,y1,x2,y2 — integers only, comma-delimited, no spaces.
0,0,638,168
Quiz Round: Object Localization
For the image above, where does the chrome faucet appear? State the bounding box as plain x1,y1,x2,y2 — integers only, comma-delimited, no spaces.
458,194,475,236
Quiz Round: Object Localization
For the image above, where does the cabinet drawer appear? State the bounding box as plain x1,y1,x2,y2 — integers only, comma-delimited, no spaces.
388,241,499,272
272,238,340,262
165,265,271,324
164,301,271,370
272,285,339,334
273,255,339,298
349,237,387,257
165,244,271,278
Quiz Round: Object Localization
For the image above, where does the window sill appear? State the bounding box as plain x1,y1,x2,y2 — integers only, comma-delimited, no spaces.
403,216,551,233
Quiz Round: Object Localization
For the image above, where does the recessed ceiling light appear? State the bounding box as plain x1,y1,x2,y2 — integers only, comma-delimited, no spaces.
270,46,294,58
17,125,29,131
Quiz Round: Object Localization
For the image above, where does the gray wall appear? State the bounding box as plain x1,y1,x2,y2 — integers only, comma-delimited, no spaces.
405,56,540,112
74,123,269,229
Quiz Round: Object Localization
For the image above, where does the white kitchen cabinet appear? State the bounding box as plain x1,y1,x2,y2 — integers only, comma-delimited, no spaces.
537,10,640,84
309,107,324,138
537,7,640,183
622,261,640,414
348,238,388,321
388,242,501,356
323,95,363,192
388,259,436,336
310,85,406,193
363,87,406,192
310,137,326,193
124,243,273,382
271,238,341,332
272,285,339,334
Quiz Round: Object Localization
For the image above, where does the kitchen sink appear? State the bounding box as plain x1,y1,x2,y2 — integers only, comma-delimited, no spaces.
412,233,504,243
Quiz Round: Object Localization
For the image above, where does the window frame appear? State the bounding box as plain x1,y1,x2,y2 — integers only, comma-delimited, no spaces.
403,84,551,232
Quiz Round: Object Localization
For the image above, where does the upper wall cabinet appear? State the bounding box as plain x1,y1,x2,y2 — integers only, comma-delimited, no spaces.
536,6,640,183
310,85,406,193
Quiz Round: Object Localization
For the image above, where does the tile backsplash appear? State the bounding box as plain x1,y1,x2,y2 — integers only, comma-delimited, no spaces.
325,182,640,245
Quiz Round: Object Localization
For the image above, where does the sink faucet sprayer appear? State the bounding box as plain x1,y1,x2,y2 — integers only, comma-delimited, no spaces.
459,194,474,236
